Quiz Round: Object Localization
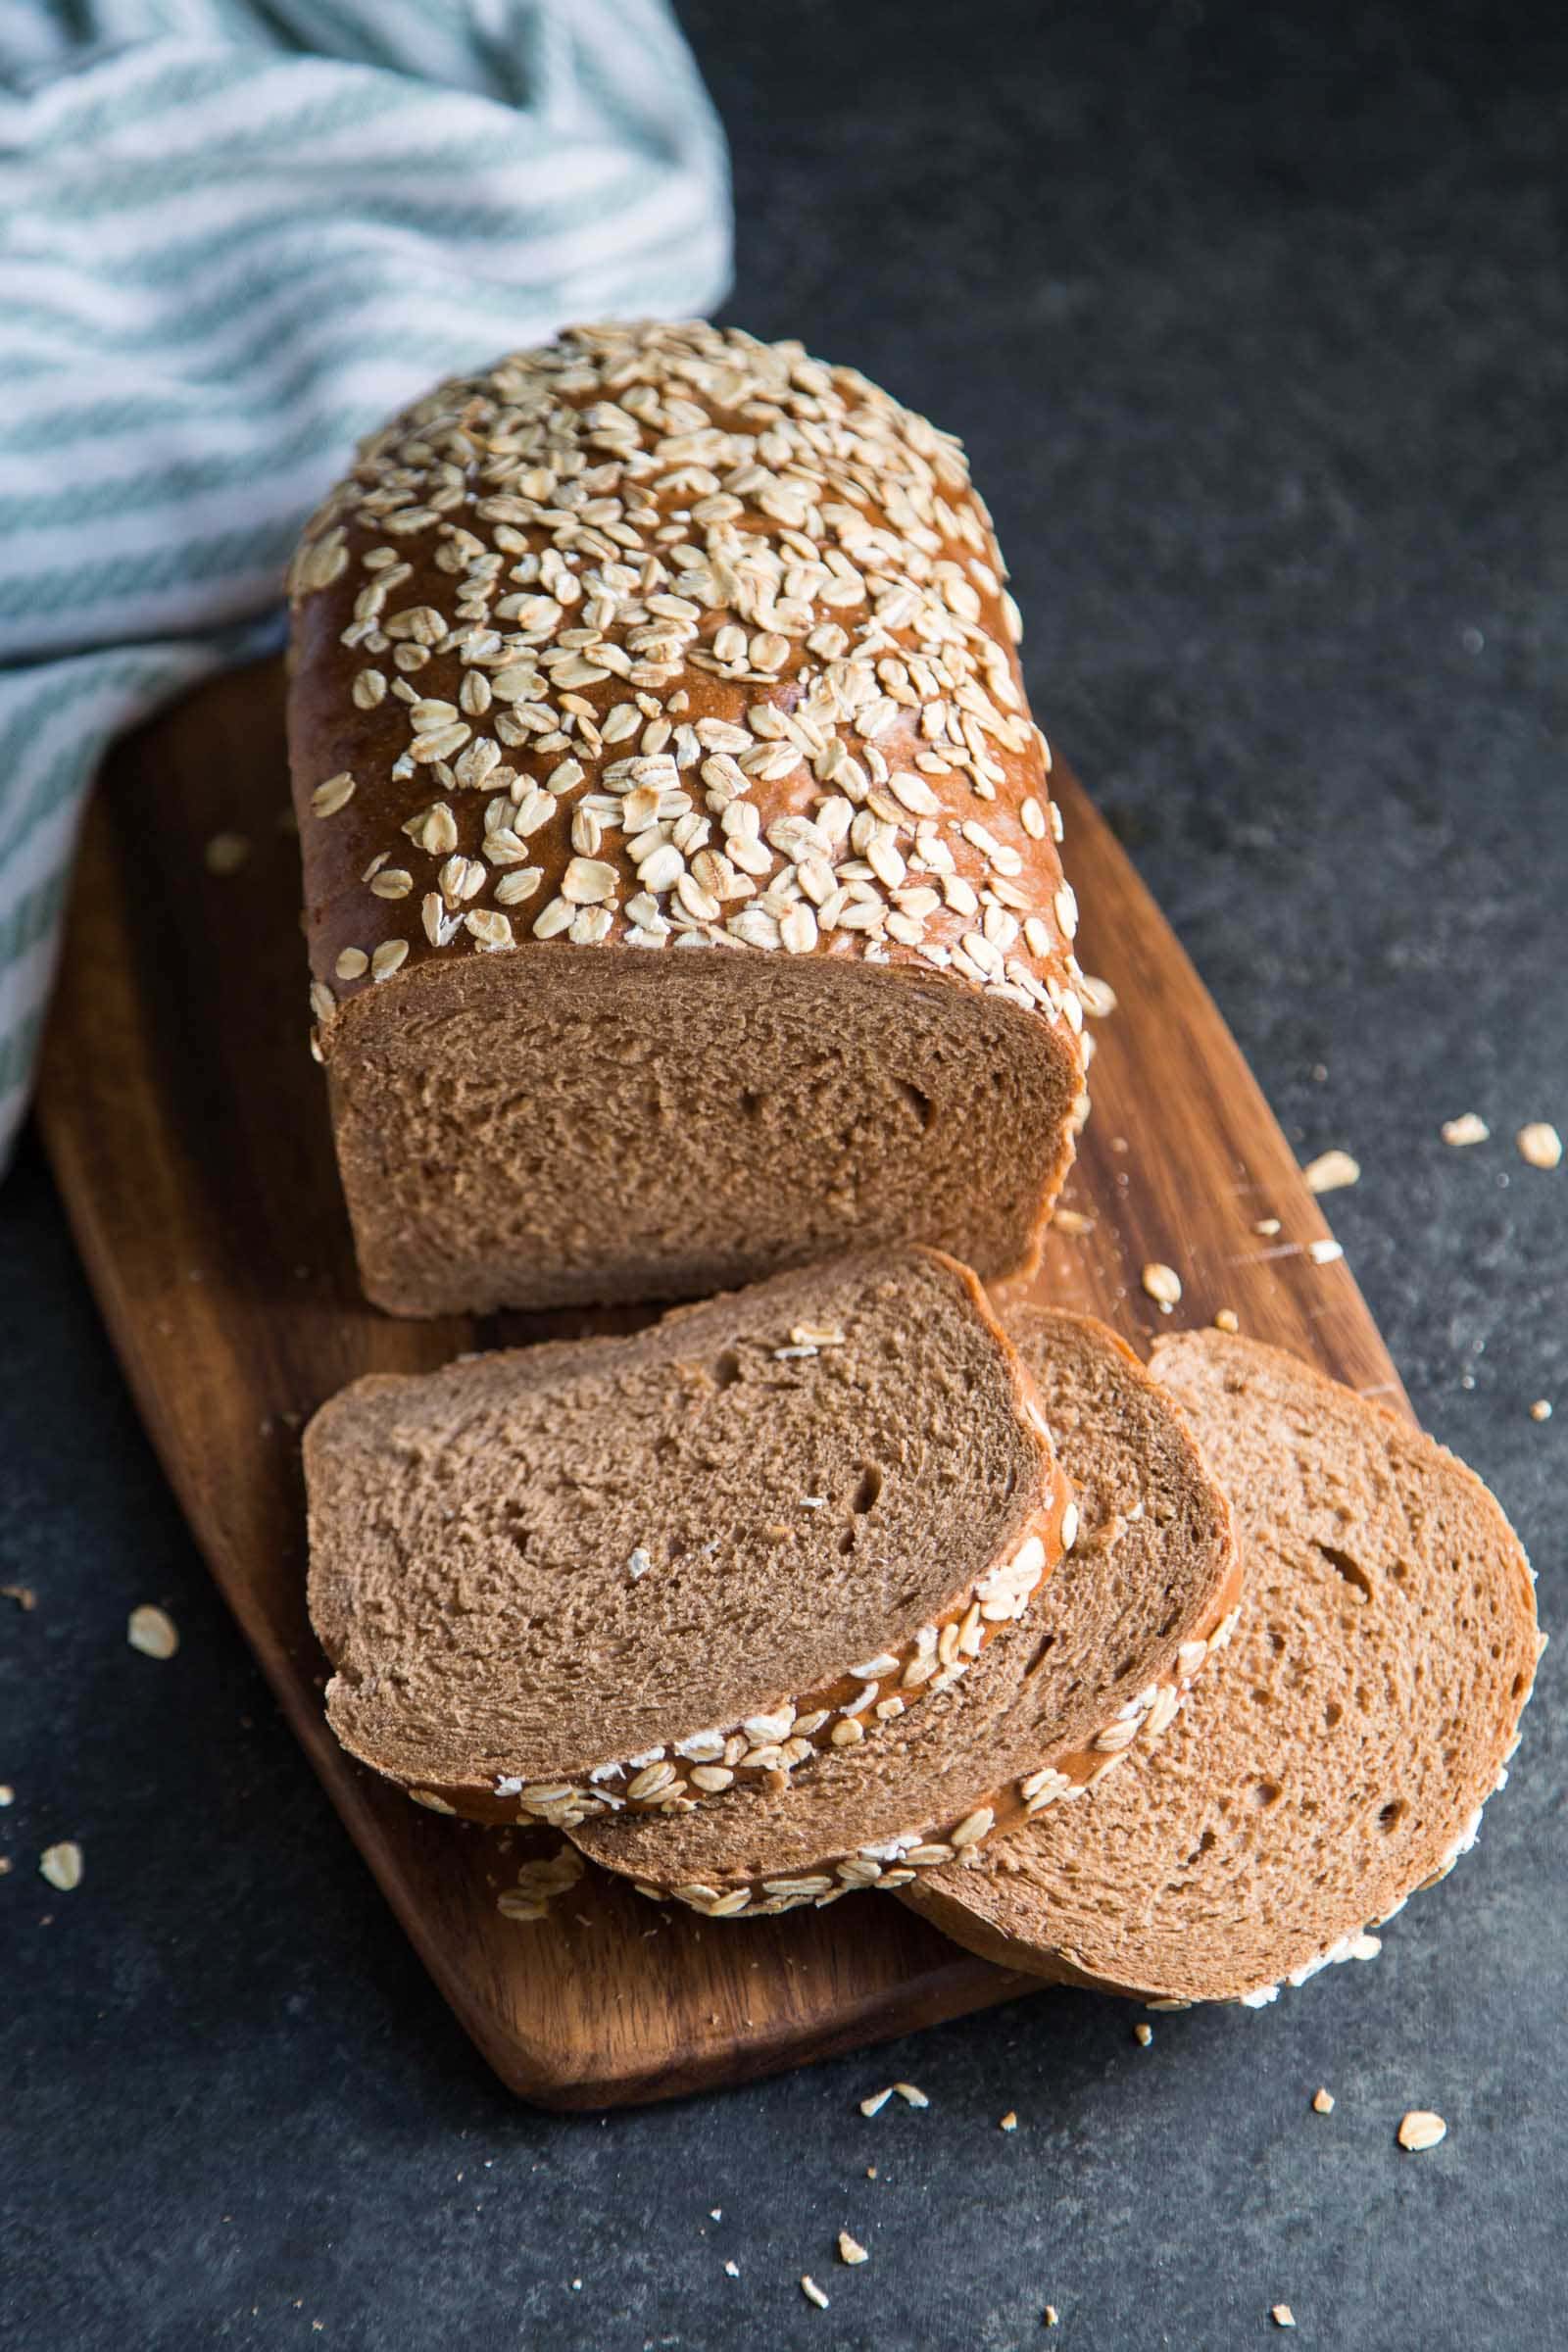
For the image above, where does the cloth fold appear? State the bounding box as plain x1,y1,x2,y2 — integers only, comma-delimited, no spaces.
0,0,731,1160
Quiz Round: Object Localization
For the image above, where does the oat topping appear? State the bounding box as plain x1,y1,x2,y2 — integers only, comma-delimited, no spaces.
1302,1149,1360,1194
1396,2108,1447,2151
127,1604,179,1660
290,321,1077,1030
1441,1112,1489,1147
1517,1121,1562,1170
1142,1261,1183,1310
39,1841,83,1891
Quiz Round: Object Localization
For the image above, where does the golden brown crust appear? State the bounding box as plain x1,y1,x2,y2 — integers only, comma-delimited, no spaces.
285,322,1085,1305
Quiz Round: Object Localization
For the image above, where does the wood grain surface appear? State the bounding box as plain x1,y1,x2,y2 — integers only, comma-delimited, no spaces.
34,658,1405,2108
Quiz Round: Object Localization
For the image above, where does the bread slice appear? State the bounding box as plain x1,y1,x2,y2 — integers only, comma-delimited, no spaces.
304,1249,1071,1827
905,1330,1542,2005
286,320,1087,1318
570,1311,1240,1914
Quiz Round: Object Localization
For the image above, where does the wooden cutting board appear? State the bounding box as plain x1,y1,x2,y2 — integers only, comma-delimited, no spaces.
35,658,1404,2108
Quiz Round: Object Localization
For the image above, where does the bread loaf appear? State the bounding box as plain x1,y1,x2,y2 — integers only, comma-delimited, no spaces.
570,1312,1240,1914
303,1249,1072,1827
286,320,1085,1316
903,1330,1542,2005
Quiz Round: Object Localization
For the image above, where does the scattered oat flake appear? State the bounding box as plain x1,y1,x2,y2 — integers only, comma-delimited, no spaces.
1253,1217,1282,1237
1312,2087,1335,2114
127,1604,179,1660
1517,1121,1563,1170
1044,2307,1059,2328
204,831,252,876
893,2082,929,2107
40,1841,82,1891
2,1584,36,1610
1213,1307,1240,1334
1442,1113,1489,1147
1142,1261,1182,1309
1397,2109,1446,2151
1303,1149,1360,1194
1078,973,1117,1017
1272,2305,1297,2328
801,2276,829,2310
1134,2022,1153,2047
0,1784,14,1805
790,1322,846,1348
838,2231,868,2266
1530,1399,1552,1422
1000,2111,1018,2132
1308,1238,1344,1264
1054,1208,1094,1236
859,2087,893,2117
724,2261,739,2278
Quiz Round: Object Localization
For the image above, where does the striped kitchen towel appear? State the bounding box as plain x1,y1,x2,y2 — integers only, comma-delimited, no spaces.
0,0,731,1166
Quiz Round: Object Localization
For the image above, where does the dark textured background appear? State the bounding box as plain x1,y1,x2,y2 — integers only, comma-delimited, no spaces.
3,2,1564,2344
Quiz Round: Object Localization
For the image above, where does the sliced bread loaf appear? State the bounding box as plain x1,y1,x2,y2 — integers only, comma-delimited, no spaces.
570,1311,1240,1914
287,319,1086,1318
304,1248,1071,1828
904,1330,1542,2005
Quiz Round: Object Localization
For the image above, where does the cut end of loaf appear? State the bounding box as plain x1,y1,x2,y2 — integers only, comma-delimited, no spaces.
905,1329,1541,2005
327,948,1079,1316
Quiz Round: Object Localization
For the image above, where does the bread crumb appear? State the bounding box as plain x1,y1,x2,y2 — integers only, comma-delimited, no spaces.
496,1842,583,1921
0,1858,10,1875
1134,2022,1153,2047
1303,1149,1359,1193
724,2260,740,2278
838,2231,868,2266
0,1785,14,1806
1054,1209,1095,1236
204,831,252,876
127,1604,179,1660
1312,2087,1335,2114
710,2209,721,2221
1517,1122,1562,1170
893,2082,929,2107
39,1841,82,1891
1272,2305,1296,2328
999,2111,1018,2132
801,2276,829,2309
1141,1261,1182,1309
1213,1308,1240,1334
1253,1217,1282,1237
1442,1113,1489,1147
1043,2307,1059,2328
1530,1399,1552,1422
1397,2109,1447,2151
865,2166,877,2179
858,2087,893,2117
1308,1238,1344,1264
2,1584,36,1610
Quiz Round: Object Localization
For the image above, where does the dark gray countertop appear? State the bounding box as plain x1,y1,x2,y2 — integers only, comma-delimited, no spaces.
4,2,1563,2344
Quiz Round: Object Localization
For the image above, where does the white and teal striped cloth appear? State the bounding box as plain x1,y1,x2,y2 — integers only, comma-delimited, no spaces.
0,0,730,1164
